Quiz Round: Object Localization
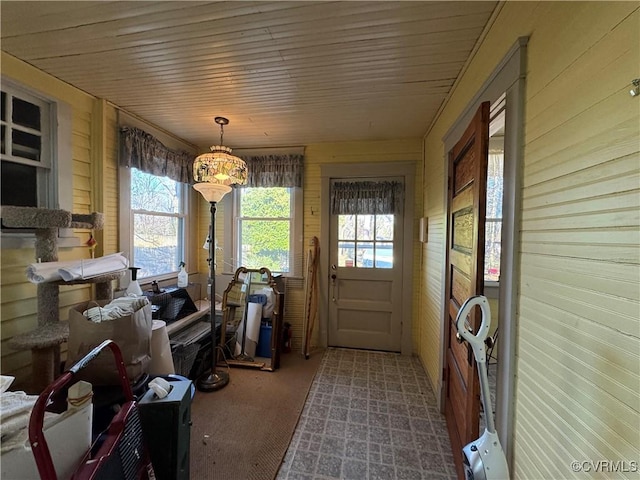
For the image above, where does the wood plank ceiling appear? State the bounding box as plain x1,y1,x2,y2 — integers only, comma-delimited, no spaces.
1,1,498,149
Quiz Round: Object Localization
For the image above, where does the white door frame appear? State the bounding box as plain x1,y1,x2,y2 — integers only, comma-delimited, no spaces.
319,162,416,355
440,37,528,465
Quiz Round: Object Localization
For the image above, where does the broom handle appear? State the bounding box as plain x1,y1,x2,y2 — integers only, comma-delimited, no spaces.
304,238,319,357
302,248,312,355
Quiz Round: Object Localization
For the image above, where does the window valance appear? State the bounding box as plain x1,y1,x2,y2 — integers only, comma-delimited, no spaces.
331,180,403,215
241,154,303,188
120,126,194,184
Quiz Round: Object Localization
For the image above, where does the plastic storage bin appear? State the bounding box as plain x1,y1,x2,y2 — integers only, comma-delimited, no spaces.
256,324,272,358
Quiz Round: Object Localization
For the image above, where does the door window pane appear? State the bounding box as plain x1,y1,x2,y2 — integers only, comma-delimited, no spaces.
356,215,374,240
375,215,394,240
338,241,355,267
337,214,394,269
375,242,393,269
358,242,374,267
338,215,355,240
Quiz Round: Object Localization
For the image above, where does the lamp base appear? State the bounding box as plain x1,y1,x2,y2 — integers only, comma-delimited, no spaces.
196,369,229,392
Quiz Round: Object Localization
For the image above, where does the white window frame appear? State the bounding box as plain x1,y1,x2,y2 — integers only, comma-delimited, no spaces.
224,186,303,278
119,166,193,287
1,77,74,248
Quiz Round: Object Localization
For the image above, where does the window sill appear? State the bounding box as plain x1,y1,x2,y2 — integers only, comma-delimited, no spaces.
484,281,499,299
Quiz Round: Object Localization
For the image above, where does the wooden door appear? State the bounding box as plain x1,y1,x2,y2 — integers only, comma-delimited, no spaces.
444,102,490,479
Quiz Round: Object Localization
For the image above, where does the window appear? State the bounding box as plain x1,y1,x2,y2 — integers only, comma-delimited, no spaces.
119,124,196,284
1,79,73,246
485,149,503,282
224,152,304,277
1,84,51,208
337,214,394,268
128,168,188,279
329,179,402,270
484,102,505,283
234,186,302,275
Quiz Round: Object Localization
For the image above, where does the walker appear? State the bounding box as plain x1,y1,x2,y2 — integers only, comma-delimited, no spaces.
455,295,510,480
29,339,154,480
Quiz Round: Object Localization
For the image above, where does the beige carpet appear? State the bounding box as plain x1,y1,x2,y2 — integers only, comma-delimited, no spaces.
189,350,324,480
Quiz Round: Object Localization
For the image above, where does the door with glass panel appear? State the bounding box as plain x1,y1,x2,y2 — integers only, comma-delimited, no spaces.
443,102,489,478
328,179,403,351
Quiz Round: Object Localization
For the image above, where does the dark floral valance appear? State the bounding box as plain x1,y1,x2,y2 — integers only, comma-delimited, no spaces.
120,126,194,184
240,154,303,188
331,180,404,215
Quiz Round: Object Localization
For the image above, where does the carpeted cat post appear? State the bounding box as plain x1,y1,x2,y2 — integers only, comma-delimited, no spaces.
2,206,118,392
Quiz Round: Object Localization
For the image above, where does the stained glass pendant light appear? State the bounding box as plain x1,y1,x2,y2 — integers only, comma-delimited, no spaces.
193,116,248,202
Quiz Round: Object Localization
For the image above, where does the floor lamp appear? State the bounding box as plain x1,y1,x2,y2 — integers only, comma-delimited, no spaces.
193,116,247,392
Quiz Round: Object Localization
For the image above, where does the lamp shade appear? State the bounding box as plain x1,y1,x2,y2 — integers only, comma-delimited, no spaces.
193,117,248,203
193,182,232,203
193,146,248,187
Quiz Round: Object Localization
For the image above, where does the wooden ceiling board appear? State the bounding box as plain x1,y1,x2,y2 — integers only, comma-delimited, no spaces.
86,53,466,87
1,1,498,148
10,5,488,61
33,28,481,90
1,2,270,38
34,28,481,82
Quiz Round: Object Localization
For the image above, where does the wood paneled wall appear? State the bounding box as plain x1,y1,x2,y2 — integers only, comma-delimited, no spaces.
0,51,424,385
0,53,103,387
293,140,423,351
0,54,169,388
419,2,639,478
210,140,423,353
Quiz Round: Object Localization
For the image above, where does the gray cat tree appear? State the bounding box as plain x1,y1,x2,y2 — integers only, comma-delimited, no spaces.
3,206,122,392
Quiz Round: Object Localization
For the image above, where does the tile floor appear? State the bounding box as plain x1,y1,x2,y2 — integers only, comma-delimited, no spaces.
276,348,458,480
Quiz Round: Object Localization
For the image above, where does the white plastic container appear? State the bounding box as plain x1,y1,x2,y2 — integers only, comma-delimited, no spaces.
177,262,188,287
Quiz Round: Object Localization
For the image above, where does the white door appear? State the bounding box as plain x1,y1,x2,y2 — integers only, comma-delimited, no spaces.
327,179,404,351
